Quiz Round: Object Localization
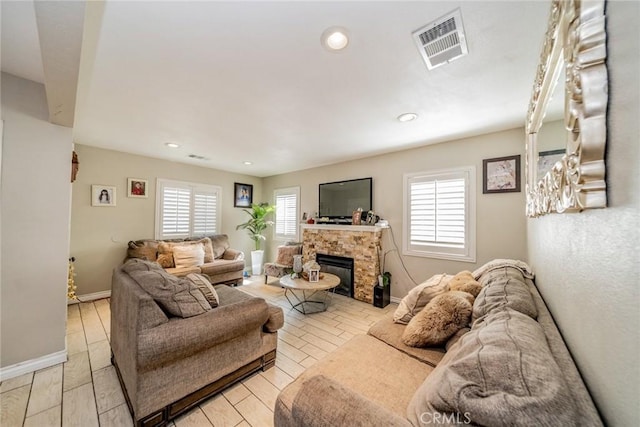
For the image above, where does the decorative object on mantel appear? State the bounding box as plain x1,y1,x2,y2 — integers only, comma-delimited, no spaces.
67,257,77,300
352,208,362,225
483,155,521,194
236,202,275,275
71,151,79,183
525,0,608,217
127,178,149,198
91,185,116,206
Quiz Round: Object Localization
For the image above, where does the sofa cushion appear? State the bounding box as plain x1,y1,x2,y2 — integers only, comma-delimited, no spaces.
368,315,445,367
122,258,163,273
186,273,219,308
172,243,205,268
393,274,452,324
127,269,210,318
199,259,246,276
209,234,231,259
407,309,578,427
472,267,537,322
164,265,201,277
402,291,474,348
127,240,159,262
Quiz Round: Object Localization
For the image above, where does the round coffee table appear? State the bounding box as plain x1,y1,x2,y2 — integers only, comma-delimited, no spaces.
279,273,341,314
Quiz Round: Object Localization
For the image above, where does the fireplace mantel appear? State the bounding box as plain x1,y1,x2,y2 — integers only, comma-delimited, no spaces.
301,224,385,303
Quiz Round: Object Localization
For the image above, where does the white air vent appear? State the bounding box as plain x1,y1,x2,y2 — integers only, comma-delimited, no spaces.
413,8,468,70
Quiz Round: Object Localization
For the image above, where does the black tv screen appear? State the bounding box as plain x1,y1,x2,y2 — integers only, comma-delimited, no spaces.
319,177,372,219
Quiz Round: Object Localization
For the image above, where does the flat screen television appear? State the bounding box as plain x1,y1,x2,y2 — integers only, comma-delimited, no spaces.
318,177,372,221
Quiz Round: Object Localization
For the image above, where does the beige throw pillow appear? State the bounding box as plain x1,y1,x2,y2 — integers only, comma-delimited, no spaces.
186,273,219,308
275,245,301,267
402,291,474,347
173,244,205,268
393,274,452,324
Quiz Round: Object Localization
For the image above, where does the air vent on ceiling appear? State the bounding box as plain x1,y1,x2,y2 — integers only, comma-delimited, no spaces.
188,154,209,160
413,8,468,70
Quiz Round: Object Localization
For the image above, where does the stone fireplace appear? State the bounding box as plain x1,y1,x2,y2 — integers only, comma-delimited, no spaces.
301,224,383,303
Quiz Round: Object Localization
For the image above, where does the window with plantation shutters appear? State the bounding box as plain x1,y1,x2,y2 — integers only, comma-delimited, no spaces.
403,167,476,262
274,187,300,241
155,179,221,240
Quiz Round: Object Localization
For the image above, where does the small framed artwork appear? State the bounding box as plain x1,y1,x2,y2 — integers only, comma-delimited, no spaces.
234,183,253,208
537,149,565,179
127,178,148,198
483,155,521,194
309,269,319,282
92,185,116,206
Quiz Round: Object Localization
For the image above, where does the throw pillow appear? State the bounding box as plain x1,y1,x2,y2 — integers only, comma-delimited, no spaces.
156,242,175,268
449,278,482,297
407,309,577,426
402,291,474,347
172,244,205,269
127,269,210,318
393,274,452,324
275,245,301,267
127,240,159,261
447,270,475,290
185,273,219,308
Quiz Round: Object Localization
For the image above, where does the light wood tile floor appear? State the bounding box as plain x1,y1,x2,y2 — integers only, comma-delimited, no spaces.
1,276,396,427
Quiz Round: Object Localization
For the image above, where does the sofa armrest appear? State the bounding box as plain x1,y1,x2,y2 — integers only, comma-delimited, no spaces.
137,297,268,370
291,375,411,427
222,248,244,261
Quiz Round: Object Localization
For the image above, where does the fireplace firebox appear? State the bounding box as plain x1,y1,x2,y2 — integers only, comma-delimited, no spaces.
315,253,354,298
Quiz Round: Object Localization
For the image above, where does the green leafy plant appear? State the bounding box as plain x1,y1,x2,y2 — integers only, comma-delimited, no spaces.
236,203,275,251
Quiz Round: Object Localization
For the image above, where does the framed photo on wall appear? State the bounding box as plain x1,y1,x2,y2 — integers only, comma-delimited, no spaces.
127,178,148,198
234,183,253,207
537,149,565,179
483,155,521,194
92,185,117,206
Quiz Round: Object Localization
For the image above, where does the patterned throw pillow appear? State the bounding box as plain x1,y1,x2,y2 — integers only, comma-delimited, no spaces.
393,274,452,324
185,273,219,308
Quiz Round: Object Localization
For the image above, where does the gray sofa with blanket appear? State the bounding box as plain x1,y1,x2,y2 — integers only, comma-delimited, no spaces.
274,263,603,426
111,259,283,426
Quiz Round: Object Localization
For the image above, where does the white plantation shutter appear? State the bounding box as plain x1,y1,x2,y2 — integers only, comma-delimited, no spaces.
404,167,476,262
274,187,300,241
156,179,221,239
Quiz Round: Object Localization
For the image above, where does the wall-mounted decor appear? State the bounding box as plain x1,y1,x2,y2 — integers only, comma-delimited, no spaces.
483,155,521,194
92,185,116,206
128,178,148,198
234,183,253,208
71,151,79,183
525,0,608,217
537,149,565,179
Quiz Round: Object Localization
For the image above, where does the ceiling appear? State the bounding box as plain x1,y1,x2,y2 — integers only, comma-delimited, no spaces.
1,1,560,177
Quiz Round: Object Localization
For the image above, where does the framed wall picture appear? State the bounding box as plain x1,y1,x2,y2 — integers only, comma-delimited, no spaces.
234,183,253,207
92,185,117,206
537,149,565,179
127,178,148,198
483,155,521,194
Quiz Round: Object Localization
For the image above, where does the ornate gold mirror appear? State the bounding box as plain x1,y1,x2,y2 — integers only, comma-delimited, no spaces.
525,0,608,217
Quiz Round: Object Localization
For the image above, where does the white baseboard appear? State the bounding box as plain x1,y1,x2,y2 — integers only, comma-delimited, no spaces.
0,349,67,381
68,290,111,304
391,296,402,304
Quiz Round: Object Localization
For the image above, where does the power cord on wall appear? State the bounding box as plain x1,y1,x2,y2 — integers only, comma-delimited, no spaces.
380,225,420,287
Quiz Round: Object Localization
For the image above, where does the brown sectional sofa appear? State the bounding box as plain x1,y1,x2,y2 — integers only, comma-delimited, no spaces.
111,260,283,426
275,265,603,426
126,234,245,286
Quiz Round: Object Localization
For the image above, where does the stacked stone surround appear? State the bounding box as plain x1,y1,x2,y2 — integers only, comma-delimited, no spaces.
301,224,382,304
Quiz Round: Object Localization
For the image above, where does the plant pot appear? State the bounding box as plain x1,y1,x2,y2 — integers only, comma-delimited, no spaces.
251,250,264,276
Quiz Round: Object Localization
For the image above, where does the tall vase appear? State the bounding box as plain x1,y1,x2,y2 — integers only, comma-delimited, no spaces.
292,255,303,277
251,250,264,276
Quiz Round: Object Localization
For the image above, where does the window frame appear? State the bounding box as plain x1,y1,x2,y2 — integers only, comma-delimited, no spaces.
155,178,222,240
273,186,300,242
402,166,476,262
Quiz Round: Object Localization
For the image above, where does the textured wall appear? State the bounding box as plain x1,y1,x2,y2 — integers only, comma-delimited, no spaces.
527,2,639,424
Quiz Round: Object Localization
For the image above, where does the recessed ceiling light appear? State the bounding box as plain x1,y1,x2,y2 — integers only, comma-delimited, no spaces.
397,113,418,122
243,161,253,165
321,27,349,51
165,142,180,148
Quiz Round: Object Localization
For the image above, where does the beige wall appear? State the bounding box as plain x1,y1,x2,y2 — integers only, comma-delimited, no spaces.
70,144,264,296
1,73,72,369
263,127,528,299
527,2,639,425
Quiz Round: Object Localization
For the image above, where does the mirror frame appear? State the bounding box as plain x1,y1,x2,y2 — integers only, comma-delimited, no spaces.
525,0,608,217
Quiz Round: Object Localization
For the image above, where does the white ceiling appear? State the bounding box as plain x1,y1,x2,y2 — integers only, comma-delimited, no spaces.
2,1,560,177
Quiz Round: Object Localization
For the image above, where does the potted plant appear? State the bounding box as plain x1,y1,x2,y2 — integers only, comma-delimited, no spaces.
236,202,275,275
